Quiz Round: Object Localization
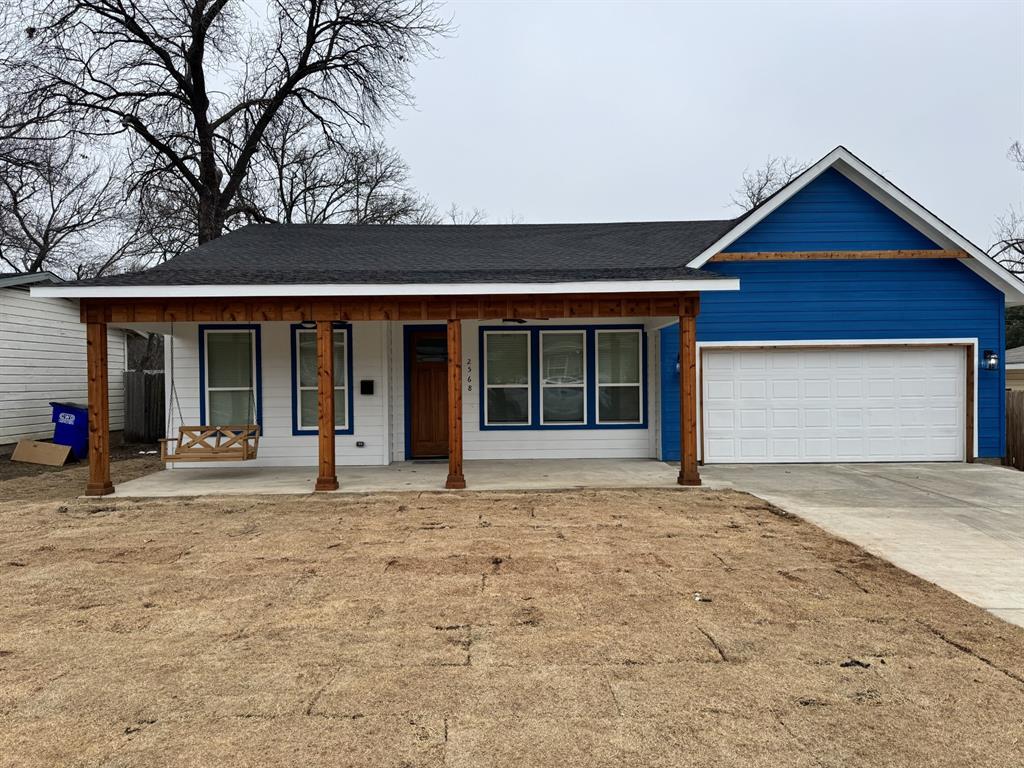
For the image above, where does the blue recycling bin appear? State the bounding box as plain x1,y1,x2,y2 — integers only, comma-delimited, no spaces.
50,402,89,460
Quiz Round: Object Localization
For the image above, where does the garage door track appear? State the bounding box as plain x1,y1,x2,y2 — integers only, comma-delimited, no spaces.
703,463,1024,627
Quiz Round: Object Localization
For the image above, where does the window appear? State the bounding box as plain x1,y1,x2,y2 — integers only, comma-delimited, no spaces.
540,330,586,424
479,325,646,430
596,329,643,424
484,330,530,425
201,326,261,426
292,324,352,434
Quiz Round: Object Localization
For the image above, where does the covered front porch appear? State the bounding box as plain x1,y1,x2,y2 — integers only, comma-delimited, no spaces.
107,458,720,497
77,291,711,495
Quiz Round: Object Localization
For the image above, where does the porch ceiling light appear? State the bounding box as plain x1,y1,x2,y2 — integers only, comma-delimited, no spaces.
298,320,316,329
982,350,999,370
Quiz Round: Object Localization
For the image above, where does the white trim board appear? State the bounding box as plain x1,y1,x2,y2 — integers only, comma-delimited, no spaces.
694,338,980,462
32,278,741,300
685,146,1024,305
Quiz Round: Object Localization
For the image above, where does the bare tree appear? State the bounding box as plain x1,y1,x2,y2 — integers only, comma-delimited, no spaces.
443,202,487,224
0,133,148,276
989,142,1024,274
242,105,432,225
732,155,808,211
11,0,446,247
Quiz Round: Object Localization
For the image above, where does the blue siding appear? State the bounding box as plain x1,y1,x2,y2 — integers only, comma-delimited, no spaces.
660,259,1005,460
725,168,942,252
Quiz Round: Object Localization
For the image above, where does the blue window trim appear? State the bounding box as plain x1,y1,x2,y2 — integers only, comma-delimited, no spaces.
289,322,355,436
403,323,447,459
198,324,263,431
478,324,648,431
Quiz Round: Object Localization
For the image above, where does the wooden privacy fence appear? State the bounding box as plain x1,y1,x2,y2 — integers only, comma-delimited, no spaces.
1006,390,1024,471
123,371,165,443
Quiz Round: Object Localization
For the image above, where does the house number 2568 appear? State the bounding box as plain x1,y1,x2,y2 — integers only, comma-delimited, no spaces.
465,358,473,392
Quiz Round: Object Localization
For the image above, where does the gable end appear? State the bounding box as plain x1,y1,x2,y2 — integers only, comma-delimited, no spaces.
723,168,943,254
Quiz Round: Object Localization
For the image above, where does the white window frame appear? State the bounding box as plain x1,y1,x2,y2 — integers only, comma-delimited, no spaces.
595,328,644,425
203,328,258,426
294,326,349,432
483,329,532,427
539,329,587,426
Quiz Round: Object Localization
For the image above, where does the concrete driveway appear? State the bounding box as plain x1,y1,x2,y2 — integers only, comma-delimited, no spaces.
702,463,1024,627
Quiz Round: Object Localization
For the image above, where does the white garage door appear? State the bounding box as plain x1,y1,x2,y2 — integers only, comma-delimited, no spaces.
702,346,966,463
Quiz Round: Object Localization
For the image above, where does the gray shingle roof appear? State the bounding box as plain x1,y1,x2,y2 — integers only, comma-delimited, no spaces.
1007,346,1024,365
0,271,62,289
67,221,738,287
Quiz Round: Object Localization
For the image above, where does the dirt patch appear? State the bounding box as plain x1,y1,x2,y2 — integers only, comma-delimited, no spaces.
0,450,162,502
0,487,1021,767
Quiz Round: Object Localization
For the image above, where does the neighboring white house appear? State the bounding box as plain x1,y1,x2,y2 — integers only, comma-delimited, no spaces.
0,272,125,451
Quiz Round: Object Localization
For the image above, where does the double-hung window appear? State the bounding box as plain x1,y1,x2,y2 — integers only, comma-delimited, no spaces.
540,330,586,424
484,330,531,425
293,324,352,434
481,325,646,429
201,326,261,426
596,329,643,424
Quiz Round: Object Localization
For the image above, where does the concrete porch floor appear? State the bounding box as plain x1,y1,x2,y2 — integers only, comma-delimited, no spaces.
109,458,716,497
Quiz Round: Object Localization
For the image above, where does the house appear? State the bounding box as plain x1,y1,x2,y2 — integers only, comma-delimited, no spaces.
1008,346,1024,391
0,272,125,453
32,146,1024,495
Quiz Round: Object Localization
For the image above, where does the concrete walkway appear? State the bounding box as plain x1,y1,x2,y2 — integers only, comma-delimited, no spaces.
703,462,1024,627
110,458,720,497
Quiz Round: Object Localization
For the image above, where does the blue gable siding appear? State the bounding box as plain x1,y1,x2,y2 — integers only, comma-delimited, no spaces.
660,259,1005,460
725,168,942,252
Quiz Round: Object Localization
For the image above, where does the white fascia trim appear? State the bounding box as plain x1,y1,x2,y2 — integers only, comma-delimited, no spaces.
686,147,1024,304
686,147,848,269
1007,362,1024,370
31,278,741,300
694,337,980,461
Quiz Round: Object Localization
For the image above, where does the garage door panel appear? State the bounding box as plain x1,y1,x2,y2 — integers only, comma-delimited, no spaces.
706,380,734,400
702,346,965,463
772,409,800,428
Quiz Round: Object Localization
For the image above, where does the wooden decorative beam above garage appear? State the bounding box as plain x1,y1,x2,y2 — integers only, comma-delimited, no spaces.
81,291,699,324
710,249,967,262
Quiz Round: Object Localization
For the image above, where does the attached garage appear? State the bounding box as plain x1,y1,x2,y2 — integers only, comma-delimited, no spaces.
700,345,969,463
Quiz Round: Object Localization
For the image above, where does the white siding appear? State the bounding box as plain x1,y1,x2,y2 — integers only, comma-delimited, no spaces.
389,319,659,461
166,321,389,468
165,318,662,467
0,287,125,445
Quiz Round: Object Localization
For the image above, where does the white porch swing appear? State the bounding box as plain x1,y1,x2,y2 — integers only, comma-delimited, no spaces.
159,323,260,463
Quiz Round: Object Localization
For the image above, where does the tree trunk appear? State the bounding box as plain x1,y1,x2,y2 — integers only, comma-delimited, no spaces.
197,189,224,244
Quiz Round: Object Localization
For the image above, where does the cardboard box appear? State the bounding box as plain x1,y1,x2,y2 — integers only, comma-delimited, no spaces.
11,439,73,467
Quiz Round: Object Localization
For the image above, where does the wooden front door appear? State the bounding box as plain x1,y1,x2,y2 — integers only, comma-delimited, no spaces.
408,330,449,458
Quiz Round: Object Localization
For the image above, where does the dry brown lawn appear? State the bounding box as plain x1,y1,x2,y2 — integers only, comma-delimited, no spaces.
0,465,1022,767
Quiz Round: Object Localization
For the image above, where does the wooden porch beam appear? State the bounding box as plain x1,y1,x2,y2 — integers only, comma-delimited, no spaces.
445,318,466,489
83,292,699,326
85,322,114,496
314,320,339,492
678,296,701,487
711,249,966,262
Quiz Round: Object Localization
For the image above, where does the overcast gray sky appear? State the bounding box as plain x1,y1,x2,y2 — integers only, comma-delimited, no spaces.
385,0,1023,246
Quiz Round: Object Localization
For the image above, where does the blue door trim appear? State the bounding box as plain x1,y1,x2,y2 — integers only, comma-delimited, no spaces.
403,324,447,459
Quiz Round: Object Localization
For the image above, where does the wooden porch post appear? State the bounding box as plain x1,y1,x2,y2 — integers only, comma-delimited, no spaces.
445,318,466,489
678,295,701,486
314,320,339,491
85,322,114,496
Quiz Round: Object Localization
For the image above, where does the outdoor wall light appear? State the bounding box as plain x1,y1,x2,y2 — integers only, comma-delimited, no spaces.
675,353,680,374
982,350,999,370
298,320,316,329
